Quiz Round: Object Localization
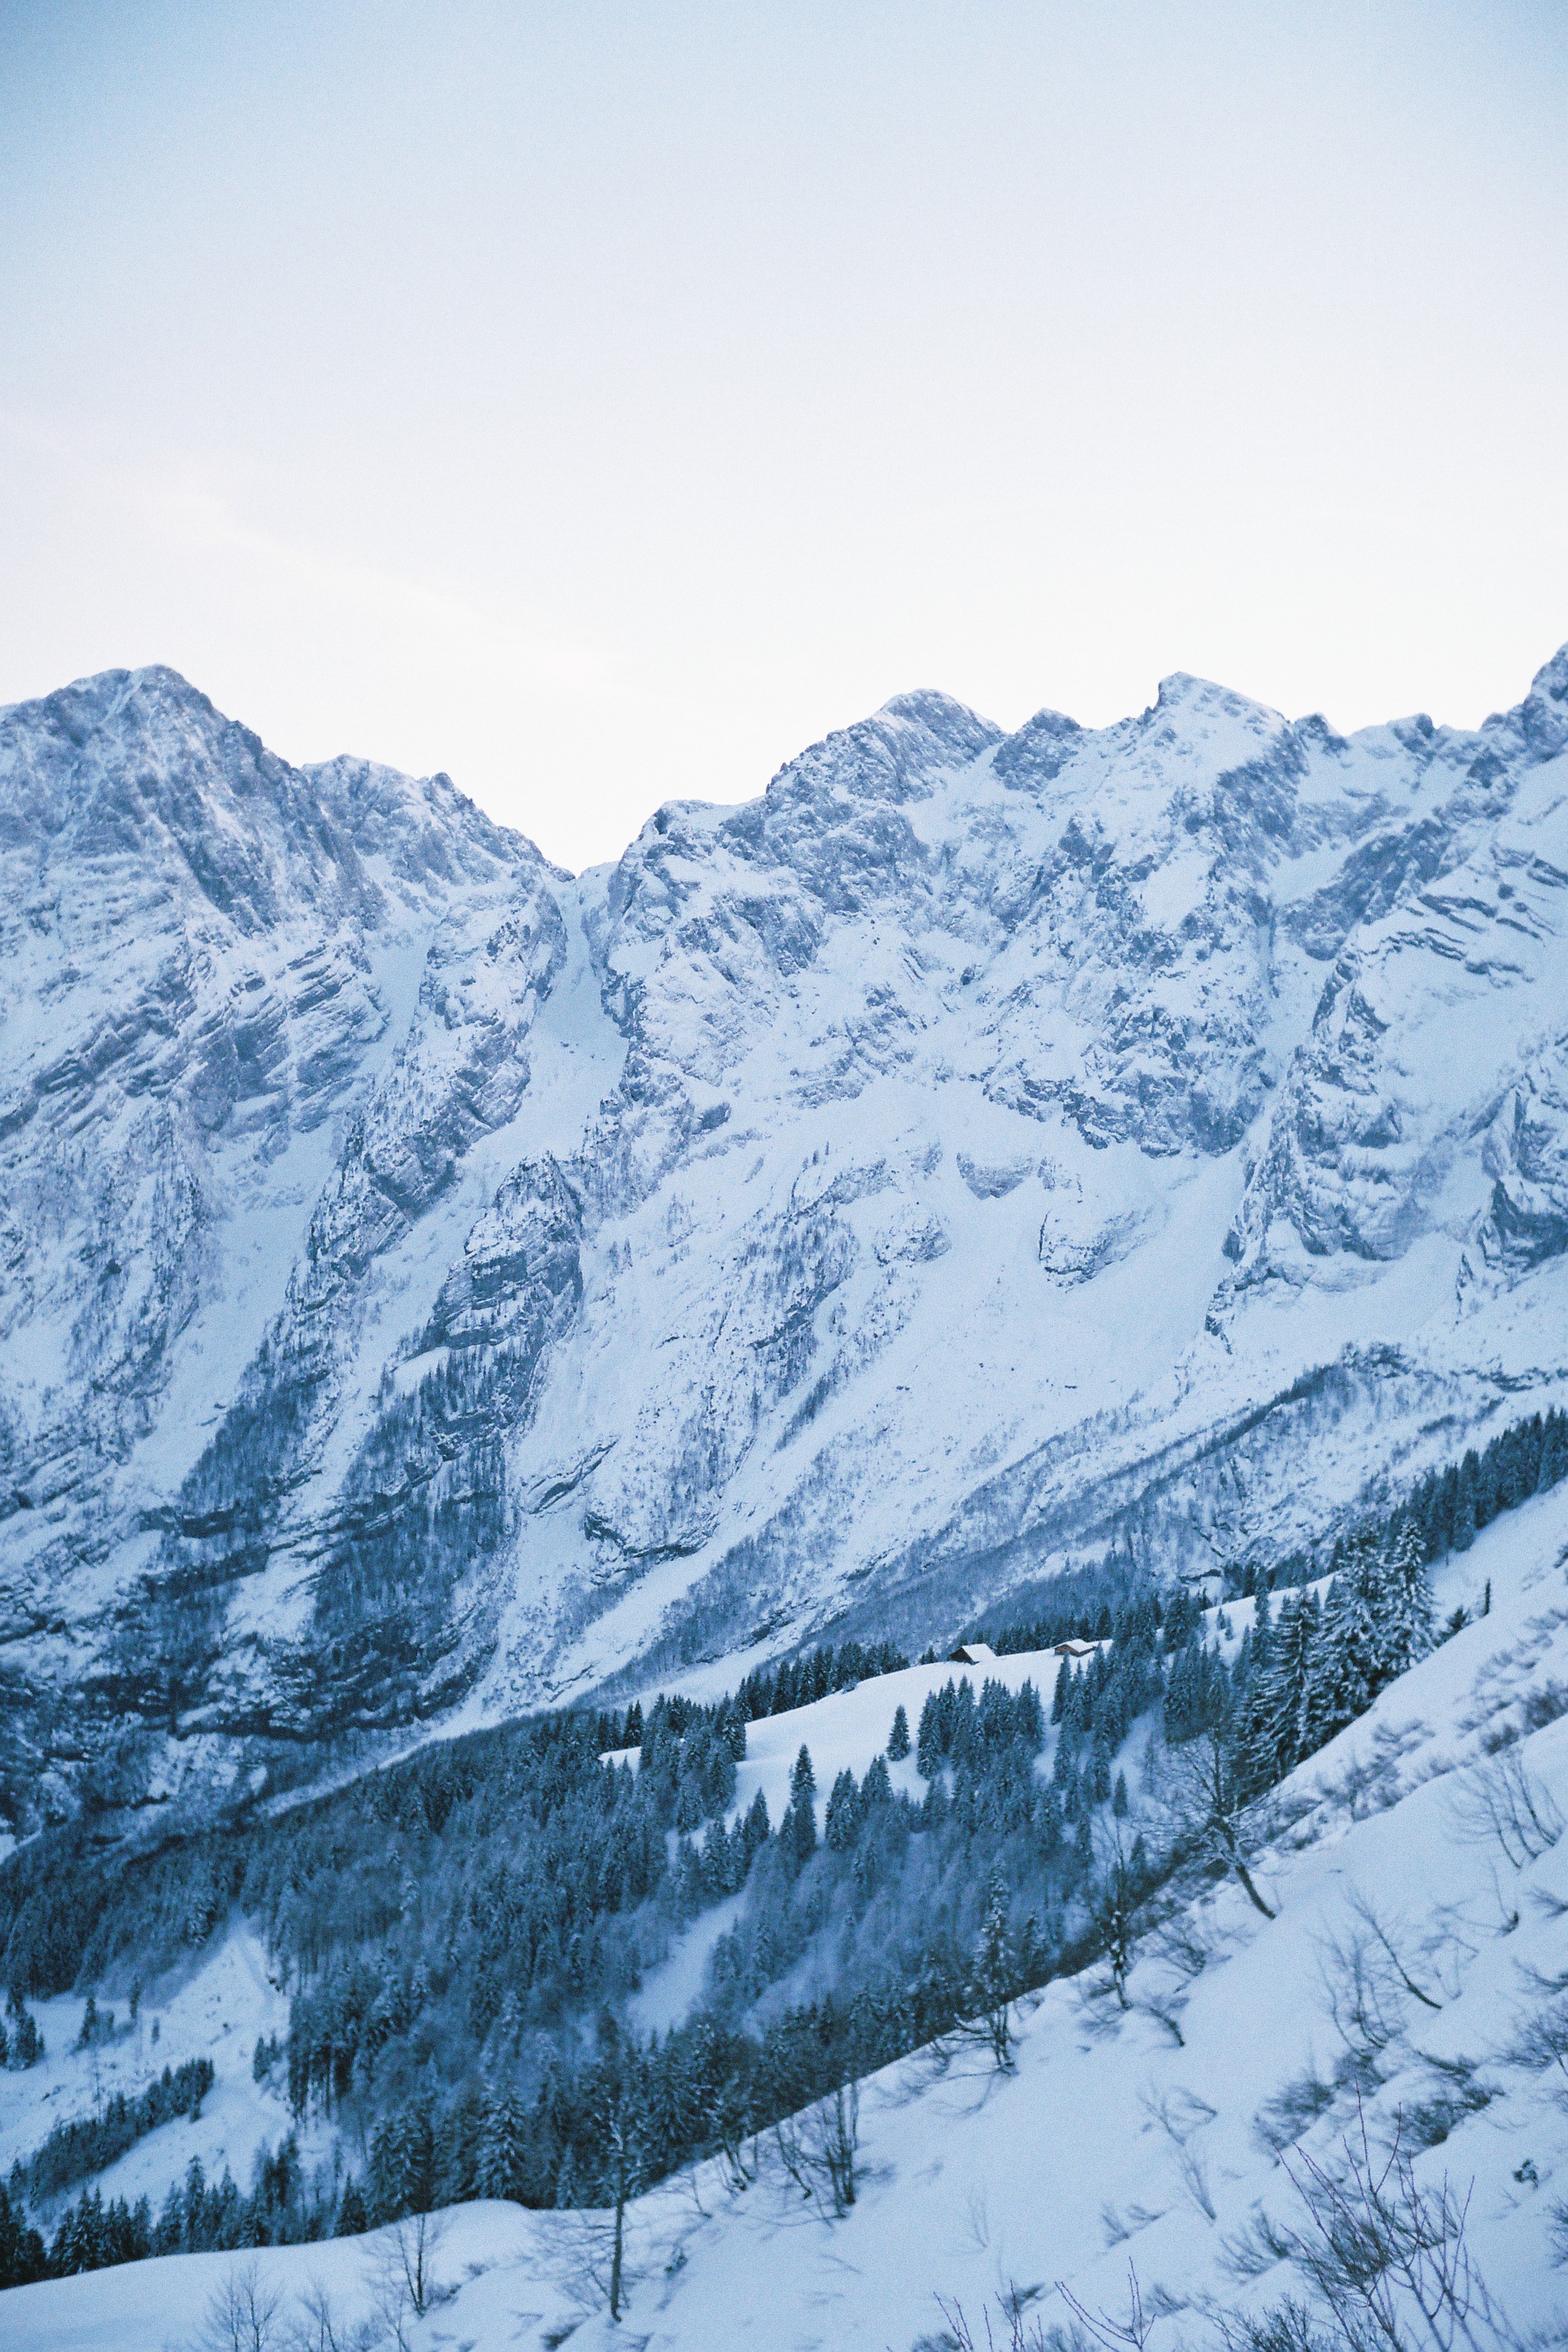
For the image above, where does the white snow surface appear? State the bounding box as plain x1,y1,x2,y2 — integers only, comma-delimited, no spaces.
0,1928,310,2222
7,1492,1568,2348
6,650,1568,1788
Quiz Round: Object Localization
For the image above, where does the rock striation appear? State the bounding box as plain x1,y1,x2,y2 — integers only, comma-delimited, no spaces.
4,650,1568,1817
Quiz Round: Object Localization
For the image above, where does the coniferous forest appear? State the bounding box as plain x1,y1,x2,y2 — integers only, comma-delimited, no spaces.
0,1408,1563,2290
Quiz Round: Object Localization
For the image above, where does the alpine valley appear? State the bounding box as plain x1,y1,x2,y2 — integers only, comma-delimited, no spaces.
4,648,1568,1828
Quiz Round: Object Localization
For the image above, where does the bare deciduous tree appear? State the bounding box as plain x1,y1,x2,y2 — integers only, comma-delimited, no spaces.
1156,1729,1278,1919
368,2209,447,2349
1088,1820,1144,2012
195,2259,286,2352
771,2081,861,2218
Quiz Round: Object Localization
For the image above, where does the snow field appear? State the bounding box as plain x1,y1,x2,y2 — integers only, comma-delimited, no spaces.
0,1928,318,2228
9,1493,1568,2348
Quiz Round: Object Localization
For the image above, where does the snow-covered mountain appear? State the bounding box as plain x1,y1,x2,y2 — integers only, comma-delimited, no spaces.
4,651,1568,1816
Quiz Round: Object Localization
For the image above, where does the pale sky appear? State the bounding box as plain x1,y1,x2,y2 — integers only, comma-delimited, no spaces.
1,0,1564,872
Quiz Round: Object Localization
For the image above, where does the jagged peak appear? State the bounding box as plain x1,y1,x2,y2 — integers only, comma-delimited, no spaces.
303,752,552,881
0,661,227,750
1527,640,1568,709
1148,671,1284,730
1477,641,1568,759
759,689,1002,814
873,687,1004,747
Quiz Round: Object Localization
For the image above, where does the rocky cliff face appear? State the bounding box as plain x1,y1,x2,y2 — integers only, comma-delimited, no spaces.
4,650,1567,1820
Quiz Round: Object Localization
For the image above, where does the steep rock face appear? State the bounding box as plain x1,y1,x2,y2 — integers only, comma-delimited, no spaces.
4,651,1568,1819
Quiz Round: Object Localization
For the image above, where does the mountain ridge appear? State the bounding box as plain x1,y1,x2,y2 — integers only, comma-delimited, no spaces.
3,648,1568,1830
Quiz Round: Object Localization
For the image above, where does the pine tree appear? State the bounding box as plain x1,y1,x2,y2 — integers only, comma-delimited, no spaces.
1304,1544,1385,1748
886,1704,910,1760
741,1786,770,1865
477,2083,526,2202
0,2182,46,2289
1539,1410,1568,1494
967,1865,1016,2071
916,1690,943,1776
783,1747,818,1863
1382,1515,1434,1678
1252,1587,1319,1780
824,1769,860,1851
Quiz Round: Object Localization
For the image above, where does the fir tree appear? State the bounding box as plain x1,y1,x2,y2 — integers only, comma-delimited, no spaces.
916,1690,943,1776
824,1770,861,1851
1252,1586,1320,1780
477,2084,526,2202
886,1704,910,1760
790,1745,816,1806
968,1864,1017,2071
1382,1514,1434,1677
1305,1542,1385,1748
0,2181,46,2288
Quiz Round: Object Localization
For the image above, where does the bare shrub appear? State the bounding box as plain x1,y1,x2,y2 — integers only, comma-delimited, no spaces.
1254,2068,1336,2158
1313,1723,1425,1828
1268,2100,1520,2352
1212,2297,1329,2351
772,2080,860,2218
1101,2202,1164,2248
1520,1681,1568,1735
1399,2057,1493,2152
1140,2082,1218,2146
1135,1910,1233,2044
1219,2202,1301,2282
932,2263,1161,2352
286,2281,384,2352
1451,1746,1564,1870
1506,1987,1568,2104
1177,2141,1218,2222
1056,2263,1158,2350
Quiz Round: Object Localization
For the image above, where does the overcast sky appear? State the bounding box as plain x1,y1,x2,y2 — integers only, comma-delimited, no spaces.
2,0,1564,871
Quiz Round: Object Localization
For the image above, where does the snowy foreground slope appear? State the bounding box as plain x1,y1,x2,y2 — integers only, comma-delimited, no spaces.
4,650,1568,1809
8,1492,1568,2350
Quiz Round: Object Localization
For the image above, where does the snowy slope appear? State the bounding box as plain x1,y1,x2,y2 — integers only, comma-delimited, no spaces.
0,1929,312,2225
4,651,1568,1818
8,1483,1567,2349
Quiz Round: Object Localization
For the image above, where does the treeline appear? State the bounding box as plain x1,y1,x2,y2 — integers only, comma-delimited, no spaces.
1180,1518,1434,1786
0,1518,1444,2293
592,1639,911,1757
12,2057,214,2206
0,1409,1555,2297
1378,1407,1566,1564
0,2133,353,2288
0,1690,747,2003
1228,1404,1568,1601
